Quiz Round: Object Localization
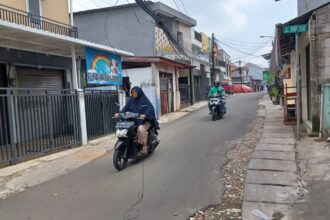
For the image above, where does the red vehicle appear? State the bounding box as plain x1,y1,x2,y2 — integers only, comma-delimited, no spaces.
220,80,234,94
233,84,253,93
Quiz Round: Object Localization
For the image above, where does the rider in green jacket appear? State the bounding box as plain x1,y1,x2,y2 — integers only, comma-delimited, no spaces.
209,81,226,97
208,81,226,114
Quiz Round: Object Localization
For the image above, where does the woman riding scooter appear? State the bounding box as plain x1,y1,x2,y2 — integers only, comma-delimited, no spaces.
115,86,157,157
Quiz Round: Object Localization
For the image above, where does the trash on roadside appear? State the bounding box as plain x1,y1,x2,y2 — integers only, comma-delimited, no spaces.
251,209,270,220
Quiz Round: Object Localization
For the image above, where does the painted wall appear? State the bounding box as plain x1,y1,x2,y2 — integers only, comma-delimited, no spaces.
298,32,310,122
74,6,155,56
125,67,153,88
0,0,27,11
309,4,330,132
41,0,70,24
0,0,69,24
179,22,192,53
155,63,180,111
124,64,180,117
155,26,176,56
298,0,330,15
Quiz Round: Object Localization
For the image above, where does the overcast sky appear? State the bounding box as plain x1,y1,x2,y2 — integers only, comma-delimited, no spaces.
73,0,298,67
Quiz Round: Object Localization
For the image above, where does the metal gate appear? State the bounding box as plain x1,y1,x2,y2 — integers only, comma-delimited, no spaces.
84,90,119,140
159,73,173,115
179,84,190,108
0,88,81,164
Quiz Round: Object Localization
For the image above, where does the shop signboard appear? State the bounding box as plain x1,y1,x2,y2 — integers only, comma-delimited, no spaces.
283,24,308,34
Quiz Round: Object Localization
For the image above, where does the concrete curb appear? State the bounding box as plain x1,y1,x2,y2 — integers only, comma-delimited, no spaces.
242,95,298,220
0,101,208,199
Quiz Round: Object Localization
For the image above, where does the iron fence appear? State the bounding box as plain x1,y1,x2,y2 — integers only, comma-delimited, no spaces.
0,4,78,38
179,84,190,108
84,90,119,140
0,88,81,164
194,85,208,102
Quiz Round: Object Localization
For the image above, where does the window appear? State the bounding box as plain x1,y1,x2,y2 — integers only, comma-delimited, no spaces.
28,0,41,24
28,0,41,16
177,31,183,46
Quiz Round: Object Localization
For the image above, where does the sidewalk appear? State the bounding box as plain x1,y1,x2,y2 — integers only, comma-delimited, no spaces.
0,101,207,200
242,96,298,220
287,136,330,220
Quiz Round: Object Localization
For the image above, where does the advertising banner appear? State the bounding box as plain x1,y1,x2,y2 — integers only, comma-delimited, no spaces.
86,47,123,85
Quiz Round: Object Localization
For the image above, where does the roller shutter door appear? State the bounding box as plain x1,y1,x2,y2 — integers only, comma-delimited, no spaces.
16,67,64,89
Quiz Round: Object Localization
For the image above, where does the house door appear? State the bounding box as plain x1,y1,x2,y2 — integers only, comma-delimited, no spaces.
0,64,7,87
0,64,9,148
159,73,173,115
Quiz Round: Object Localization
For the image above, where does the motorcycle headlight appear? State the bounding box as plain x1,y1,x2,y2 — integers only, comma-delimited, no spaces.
116,129,128,137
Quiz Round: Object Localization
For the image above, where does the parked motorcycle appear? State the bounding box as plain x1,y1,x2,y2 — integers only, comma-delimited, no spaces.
113,110,160,171
209,94,226,121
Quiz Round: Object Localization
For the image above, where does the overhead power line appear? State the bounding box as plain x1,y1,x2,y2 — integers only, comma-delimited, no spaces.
219,40,264,59
178,0,189,15
134,0,191,59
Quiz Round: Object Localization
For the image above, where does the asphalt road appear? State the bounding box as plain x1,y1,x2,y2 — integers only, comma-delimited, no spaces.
0,92,264,220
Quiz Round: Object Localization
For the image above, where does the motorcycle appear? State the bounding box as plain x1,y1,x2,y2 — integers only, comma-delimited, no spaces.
113,109,160,171
209,94,226,121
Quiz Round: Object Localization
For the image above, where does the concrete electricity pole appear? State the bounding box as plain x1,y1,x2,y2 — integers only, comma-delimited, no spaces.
211,33,215,84
239,60,243,93
295,33,301,140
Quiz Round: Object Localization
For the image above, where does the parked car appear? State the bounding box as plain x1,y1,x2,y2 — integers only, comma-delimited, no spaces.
233,84,253,93
221,80,234,94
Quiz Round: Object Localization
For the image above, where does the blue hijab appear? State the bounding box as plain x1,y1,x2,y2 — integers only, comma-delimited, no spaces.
121,86,157,126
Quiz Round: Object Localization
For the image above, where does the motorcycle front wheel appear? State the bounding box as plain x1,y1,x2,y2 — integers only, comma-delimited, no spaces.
212,109,217,121
113,141,128,171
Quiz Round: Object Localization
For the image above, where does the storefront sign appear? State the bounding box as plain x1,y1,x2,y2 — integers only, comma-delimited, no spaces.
86,47,123,85
201,32,210,53
283,24,308,34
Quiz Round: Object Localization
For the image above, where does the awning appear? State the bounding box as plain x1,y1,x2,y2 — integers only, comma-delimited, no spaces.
277,1,330,58
122,56,191,69
0,19,133,58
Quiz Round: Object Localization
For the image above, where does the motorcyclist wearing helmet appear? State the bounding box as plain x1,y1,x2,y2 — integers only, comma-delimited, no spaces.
208,81,226,114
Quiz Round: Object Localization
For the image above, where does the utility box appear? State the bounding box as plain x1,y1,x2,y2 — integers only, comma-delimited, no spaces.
322,84,330,135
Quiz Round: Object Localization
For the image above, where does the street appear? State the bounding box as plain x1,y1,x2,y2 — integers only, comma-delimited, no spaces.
0,93,263,220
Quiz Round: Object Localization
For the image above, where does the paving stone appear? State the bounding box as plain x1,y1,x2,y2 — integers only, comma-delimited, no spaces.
246,170,297,186
259,137,295,145
263,124,286,128
263,128,293,133
248,159,297,172
244,184,294,204
253,151,295,161
242,202,291,220
255,143,294,152
262,133,293,138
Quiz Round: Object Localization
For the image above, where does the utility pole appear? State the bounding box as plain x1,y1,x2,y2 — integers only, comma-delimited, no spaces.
211,33,215,84
239,60,242,93
295,33,301,141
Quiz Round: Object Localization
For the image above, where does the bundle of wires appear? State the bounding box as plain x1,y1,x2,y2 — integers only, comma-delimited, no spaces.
135,0,191,59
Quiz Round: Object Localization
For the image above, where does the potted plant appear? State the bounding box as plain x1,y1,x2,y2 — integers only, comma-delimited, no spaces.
269,88,280,105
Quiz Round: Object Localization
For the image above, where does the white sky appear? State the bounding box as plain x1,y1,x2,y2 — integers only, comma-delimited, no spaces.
73,0,298,68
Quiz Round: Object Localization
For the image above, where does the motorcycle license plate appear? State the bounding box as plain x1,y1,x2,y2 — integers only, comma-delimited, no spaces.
115,121,134,129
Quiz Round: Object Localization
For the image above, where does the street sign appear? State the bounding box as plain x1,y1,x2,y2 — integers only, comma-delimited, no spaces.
283,24,308,34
